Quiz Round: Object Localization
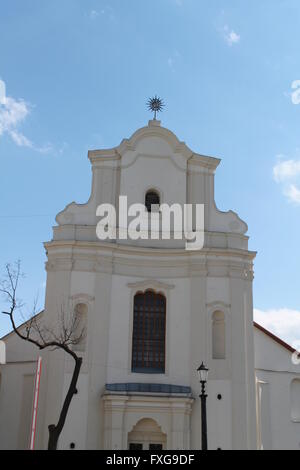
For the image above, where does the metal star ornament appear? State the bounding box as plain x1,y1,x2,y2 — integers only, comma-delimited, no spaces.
147,95,165,120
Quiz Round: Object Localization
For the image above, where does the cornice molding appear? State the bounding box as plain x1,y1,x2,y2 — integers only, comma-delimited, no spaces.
127,280,175,291
206,301,231,310
44,240,257,261
70,293,95,303
45,250,254,280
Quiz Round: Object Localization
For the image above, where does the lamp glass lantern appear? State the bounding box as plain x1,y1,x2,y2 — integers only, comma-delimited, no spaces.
197,362,209,383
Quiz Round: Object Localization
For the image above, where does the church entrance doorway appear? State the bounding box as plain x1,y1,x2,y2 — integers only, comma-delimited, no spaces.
128,418,166,450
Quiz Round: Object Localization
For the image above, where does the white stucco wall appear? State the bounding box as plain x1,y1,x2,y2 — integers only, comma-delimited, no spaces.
255,326,300,450
0,326,39,450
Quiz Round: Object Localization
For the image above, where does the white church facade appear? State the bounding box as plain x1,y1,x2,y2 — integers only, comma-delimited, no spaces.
1,120,300,450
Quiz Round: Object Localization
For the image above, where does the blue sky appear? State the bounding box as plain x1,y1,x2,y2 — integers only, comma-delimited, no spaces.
1,0,300,345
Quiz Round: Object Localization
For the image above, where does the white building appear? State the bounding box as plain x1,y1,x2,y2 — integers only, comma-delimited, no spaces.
0,120,300,450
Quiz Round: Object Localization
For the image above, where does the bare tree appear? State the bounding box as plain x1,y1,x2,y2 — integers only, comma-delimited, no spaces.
0,261,85,450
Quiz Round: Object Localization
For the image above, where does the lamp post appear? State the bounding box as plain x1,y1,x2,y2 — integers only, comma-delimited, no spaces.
197,362,209,451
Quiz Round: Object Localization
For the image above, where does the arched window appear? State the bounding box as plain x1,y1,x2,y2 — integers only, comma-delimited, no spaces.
73,303,88,352
145,190,160,213
132,290,166,374
212,311,226,360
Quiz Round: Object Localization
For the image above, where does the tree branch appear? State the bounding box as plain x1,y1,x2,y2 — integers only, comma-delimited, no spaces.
0,261,86,449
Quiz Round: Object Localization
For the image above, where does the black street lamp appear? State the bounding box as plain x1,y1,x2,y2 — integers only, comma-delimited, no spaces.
197,362,209,451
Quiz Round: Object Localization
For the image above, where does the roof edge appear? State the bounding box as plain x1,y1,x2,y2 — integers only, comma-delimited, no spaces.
254,321,296,354
0,311,44,341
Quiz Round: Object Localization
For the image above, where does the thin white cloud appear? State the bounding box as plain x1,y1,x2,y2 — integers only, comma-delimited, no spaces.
284,81,300,104
167,50,181,70
88,6,116,22
284,184,300,204
9,130,33,148
273,158,300,183
254,308,300,350
57,141,69,155
0,79,52,153
89,10,100,20
0,94,31,144
0,79,6,104
223,25,240,46
291,80,300,105
273,155,300,205
167,57,174,68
